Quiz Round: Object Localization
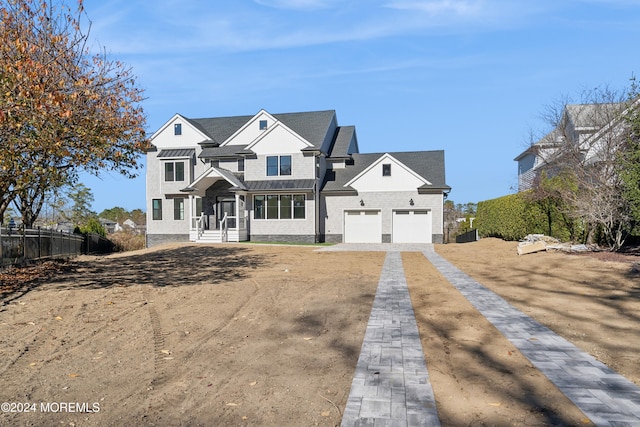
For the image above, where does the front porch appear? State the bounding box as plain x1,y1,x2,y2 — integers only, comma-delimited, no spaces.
182,166,249,243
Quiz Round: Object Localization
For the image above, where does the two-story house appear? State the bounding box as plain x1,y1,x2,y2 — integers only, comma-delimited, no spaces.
514,102,628,192
146,109,450,246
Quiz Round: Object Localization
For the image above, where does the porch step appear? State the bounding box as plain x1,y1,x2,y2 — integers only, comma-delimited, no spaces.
195,230,224,243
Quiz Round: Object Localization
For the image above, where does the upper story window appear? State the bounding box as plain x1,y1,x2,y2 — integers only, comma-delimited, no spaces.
174,123,182,135
382,164,391,176
259,120,268,130
238,158,245,172
165,161,185,182
266,155,292,176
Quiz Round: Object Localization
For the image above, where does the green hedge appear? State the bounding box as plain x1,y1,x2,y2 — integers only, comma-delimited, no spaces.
476,192,565,241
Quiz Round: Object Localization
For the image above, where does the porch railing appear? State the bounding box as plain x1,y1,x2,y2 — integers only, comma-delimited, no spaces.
196,215,206,239
219,213,228,242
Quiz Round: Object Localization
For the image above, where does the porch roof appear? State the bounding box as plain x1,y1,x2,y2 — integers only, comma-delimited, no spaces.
245,179,315,192
157,148,196,158
181,166,247,197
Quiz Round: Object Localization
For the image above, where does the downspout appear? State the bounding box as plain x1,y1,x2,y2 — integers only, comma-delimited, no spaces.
315,153,321,243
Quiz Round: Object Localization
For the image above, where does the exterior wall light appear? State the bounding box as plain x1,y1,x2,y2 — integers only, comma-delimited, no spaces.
409,198,414,206
359,199,364,206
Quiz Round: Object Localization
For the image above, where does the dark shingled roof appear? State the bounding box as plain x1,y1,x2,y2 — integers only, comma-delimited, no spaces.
327,126,358,158
199,145,250,159
188,110,336,149
321,151,450,193
157,148,195,158
245,179,315,191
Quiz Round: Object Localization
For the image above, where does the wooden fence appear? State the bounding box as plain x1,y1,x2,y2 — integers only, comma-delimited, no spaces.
0,227,113,267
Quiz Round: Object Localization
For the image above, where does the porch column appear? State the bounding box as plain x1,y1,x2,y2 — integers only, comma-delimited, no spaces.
235,193,240,229
188,194,194,230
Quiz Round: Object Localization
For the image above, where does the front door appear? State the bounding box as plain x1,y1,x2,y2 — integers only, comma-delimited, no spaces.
219,199,236,228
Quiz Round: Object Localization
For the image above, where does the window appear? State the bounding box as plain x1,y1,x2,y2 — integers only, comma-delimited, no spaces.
253,194,305,220
266,156,292,176
280,195,292,219
152,199,162,220
165,161,185,181
259,120,268,130
266,195,279,219
254,195,265,219
174,123,182,135
382,164,391,176
238,158,245,172
174,198,184,220
196,198,203,216
293,195,305,219
266,156,278,176
280,156,292,176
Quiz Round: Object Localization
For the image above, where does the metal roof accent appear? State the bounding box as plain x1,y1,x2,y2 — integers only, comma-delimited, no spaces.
245,179,315,191
157,148,195,158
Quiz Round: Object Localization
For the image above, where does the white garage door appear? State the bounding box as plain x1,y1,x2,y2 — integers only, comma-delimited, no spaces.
344,210,382,243
392,210,432,243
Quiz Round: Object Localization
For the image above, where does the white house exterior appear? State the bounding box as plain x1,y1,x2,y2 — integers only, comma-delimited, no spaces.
146,109,450,246
514,102,628,191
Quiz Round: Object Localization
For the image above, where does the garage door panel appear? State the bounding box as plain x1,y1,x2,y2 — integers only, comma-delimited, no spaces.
344,210,381,243
392,210,432,243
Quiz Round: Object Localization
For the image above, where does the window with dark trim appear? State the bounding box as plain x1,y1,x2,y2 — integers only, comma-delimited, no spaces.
254,195,265,219
259,120,268,130
174,198,184,220
382,164,391,176
152,199,162,220
253,194,305,220
238,158,245,172
165,161,185,181
266,155,292,176
280,156,292,175
174,123,182,135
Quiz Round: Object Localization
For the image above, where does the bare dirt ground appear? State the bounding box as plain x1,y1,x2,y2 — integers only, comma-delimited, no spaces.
407,238,639,426
0,244,384,426
0,240,638,426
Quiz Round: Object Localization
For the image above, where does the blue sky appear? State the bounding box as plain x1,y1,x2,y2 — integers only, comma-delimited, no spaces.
78,0,640,213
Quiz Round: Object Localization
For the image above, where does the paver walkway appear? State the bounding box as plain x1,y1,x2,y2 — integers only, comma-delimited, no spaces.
326,243,640,426
422,246,640,427
340,251,440,427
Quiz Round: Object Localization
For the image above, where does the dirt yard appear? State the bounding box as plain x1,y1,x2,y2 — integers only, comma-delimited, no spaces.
0,239,638,426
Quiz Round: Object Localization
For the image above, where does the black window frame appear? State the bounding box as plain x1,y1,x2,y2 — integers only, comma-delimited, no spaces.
164,161,185,182
382,163,391,176
253,194,305,220
152,199,162,220
174,198,184,220
174,123,182,135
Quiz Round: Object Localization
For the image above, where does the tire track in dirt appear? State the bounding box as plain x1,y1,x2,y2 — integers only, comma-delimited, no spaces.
141,285,168,389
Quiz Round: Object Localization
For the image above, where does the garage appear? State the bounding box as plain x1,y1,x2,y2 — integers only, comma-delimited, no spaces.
392,210,432,243
344,210,382,243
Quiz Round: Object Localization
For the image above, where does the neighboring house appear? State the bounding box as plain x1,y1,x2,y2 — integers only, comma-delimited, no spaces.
514,102,628,191
146,109,450,246
99,218,117,234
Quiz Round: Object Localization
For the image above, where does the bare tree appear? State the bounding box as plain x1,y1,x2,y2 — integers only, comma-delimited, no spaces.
533,86,633,250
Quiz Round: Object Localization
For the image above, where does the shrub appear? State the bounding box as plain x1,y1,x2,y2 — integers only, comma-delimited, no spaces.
109,231,145,252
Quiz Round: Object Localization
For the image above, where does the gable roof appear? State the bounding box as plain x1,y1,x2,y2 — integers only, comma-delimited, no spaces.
327,126,358,158
187,110,336,149
322,150,449,193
